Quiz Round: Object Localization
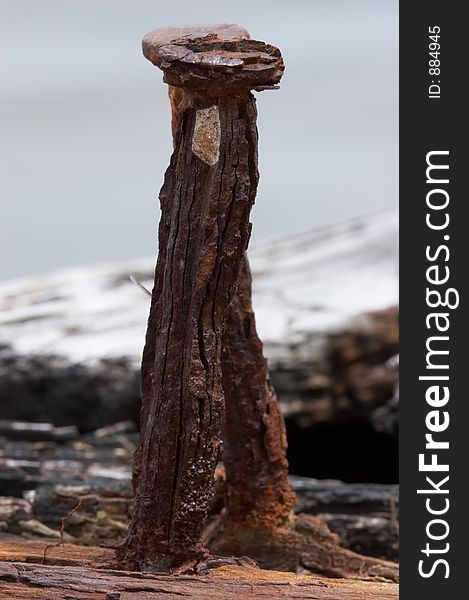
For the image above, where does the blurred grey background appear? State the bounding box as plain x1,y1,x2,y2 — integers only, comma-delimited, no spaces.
0,0,398,281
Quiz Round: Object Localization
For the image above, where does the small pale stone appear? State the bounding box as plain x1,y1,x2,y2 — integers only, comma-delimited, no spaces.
192,106,221,166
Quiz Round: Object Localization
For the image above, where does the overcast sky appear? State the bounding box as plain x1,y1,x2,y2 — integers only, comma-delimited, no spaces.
0,0,398,281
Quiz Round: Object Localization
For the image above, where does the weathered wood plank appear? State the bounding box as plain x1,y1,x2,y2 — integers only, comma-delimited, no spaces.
0,540,397,600
0,538,114,568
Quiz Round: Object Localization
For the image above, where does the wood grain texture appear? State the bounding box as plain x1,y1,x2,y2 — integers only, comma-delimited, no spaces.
0,539,398,600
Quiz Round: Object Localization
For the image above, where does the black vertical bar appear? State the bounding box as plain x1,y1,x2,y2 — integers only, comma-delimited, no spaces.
400,2,465,597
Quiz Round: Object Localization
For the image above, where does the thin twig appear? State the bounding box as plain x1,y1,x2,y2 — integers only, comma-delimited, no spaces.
129,274,152,297
42,497,84,564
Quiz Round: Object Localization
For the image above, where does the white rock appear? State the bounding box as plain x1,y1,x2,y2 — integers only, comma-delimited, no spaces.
0,210,398,366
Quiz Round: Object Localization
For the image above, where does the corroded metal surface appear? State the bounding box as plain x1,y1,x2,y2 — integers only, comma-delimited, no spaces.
220,258,297,529
118,22,399,582
121,24,284,572
142,24,284,91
